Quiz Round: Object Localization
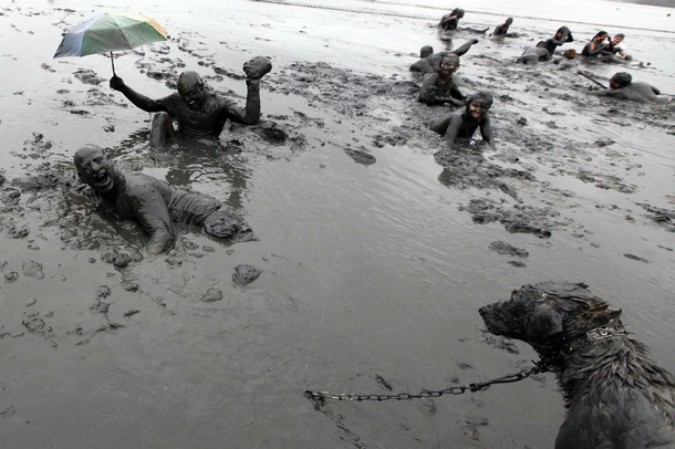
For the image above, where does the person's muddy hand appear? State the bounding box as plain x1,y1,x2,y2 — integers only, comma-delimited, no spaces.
243,56,272,80
471,38,480,44
110,75,126,91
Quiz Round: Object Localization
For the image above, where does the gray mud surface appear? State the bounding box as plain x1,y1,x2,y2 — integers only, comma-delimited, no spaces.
0,1,673,449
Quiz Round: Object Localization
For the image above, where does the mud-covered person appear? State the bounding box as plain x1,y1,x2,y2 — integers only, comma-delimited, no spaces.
429,91,494,148
418,54,466,107
439,8,465,31
518,25,574,64
74,145,252,255
590,72,673,104
581,30,625,63
109,56,272,147
409,39,479,74
492,17,513,37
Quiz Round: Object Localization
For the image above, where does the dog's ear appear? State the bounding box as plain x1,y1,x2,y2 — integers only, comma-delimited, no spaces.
528,304,564,339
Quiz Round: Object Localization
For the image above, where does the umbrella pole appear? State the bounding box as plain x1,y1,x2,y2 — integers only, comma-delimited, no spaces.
110,52,116,76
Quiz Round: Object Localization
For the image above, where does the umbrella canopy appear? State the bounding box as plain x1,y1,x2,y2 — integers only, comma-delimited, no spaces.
54,13,168,74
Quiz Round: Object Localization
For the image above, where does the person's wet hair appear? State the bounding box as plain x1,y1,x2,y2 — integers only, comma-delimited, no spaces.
420,45,434,58
612,72,632,88
467,91,493,109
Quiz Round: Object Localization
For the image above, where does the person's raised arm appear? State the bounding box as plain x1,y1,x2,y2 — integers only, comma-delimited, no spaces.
223,56,272,126
110,75,168,113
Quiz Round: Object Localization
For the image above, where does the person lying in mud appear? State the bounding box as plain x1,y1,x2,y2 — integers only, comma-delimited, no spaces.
109,56,272,147
74,145,252,255
589,72,673,104
409,39,479,74
492,17,513,37
418,54,466,107
428,91,494,147
517,42,553,65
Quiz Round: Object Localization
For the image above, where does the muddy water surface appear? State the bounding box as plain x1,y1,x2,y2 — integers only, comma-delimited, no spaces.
1,1,674,448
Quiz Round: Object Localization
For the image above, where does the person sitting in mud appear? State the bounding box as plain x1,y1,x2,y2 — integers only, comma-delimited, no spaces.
581,30,623,62
409,39,479,74
539,26,574,55
418,54,466,107
439,8,465,31
428,91,494,147
74,145,252,255
492,17,513,37
607,33,632,61
589,72,672,104
109,56,272,147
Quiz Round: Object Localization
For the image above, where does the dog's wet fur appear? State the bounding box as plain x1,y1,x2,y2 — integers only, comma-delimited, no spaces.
479,282,675,449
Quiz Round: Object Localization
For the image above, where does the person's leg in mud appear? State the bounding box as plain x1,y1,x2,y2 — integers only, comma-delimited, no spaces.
428,115,453,135
149,112,175,148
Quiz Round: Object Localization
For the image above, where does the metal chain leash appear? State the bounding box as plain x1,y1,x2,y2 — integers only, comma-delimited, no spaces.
304,360,548,406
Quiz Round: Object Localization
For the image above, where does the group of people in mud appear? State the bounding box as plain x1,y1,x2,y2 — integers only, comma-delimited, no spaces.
72,8,672,257
406,9,672,150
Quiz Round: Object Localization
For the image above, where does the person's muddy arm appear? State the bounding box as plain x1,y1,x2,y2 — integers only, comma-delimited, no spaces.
418,74,440,105
480,116,494,147
128,185,177,255
223,80,261,125
109,76,168,113
442,114,464,144
583,42,606,57
589,88,620,98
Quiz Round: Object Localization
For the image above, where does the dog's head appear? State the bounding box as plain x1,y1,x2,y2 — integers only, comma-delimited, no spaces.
479,282,622,346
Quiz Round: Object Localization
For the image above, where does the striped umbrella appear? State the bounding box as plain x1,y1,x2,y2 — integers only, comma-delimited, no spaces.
53,13,168,75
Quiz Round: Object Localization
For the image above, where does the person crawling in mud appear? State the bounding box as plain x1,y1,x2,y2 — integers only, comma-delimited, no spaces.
418,54,466,107
409,39,479,74
428,91,494,147
517,26,573,64
492,17,514,37
109,56,272,147
74,145,252,255
589,72,673,104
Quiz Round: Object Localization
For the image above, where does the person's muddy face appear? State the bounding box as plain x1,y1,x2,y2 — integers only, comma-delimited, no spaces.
75,146,116,194
555,30,568,41
611,35,624,45
177,72,206,109
439,61,459,77
468,101,489,119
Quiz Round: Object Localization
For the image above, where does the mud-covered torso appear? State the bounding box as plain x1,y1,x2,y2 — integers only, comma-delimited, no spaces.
160,93,235,137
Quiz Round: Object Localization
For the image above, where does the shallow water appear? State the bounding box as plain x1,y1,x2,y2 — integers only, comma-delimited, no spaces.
1,1,674,448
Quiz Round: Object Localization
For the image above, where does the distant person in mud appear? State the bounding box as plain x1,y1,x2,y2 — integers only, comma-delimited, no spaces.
581,30,625,63
418,54,466,107
517,26,574,64
428,91,494,147
74,145,252,255
607,33,632,61
409,39,479,74
589,72,673,104
109,56,272,147
539,26,574,55
492,17,514,37
438,8,489,34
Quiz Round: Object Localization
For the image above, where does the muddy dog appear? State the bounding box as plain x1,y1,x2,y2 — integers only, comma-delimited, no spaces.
479,282,675,449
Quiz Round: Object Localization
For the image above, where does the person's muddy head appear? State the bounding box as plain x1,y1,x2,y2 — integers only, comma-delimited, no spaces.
612,33,625,45
610,72,632,89
592,31,609,43
74,145,117,194
563,49,577,60
453,8,465,18
506,17,513,25
177,71,206,109
555,26,573,42
439,53,460,76
466,92,492,119
420,45,434,58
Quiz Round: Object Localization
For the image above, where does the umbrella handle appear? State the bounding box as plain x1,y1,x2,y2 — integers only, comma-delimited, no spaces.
110,52,116,76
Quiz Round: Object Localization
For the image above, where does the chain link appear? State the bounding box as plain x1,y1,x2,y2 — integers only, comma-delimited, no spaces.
304,360,548,406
